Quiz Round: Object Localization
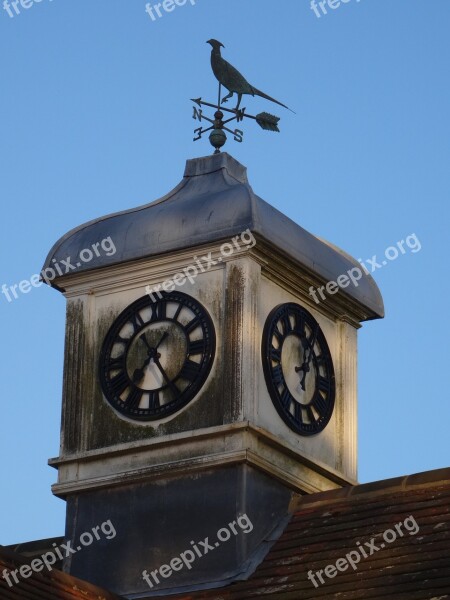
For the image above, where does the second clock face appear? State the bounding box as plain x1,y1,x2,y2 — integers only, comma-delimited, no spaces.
99,291,215,421
262,303,335,436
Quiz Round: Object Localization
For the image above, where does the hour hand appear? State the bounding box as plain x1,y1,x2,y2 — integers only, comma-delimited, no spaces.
132,368,145,383
132,356,152,383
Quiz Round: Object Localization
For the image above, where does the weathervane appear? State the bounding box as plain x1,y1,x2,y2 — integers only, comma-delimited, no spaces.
192,39,294,154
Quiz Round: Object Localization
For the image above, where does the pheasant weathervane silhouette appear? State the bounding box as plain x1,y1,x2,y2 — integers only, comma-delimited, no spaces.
207,39,293,112
191,39,294,154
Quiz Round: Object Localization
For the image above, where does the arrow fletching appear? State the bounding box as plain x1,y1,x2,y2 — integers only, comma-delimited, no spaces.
256,112,280,132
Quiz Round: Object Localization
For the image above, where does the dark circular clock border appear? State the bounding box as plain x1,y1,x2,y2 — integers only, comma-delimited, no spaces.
98,291,216,422
261,302,336,436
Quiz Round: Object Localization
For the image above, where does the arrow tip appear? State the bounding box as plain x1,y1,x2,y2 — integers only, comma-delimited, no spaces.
191,98,202,107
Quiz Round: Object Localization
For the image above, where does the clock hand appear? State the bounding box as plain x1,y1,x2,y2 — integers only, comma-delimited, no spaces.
154,331,169,351
139,331,168,354
153,356,179,395
139,332,153,353
298,367,309,392
295,325,319,391
305,327,318,372
133,332,169,383
132,355,152,383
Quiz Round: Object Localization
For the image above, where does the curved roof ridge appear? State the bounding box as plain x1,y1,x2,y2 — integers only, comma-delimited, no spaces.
42,153,383,319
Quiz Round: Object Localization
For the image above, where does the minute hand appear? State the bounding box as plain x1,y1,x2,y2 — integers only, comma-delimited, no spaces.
154,357,179,395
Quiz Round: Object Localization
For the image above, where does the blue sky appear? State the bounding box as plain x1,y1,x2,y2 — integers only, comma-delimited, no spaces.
0,0,449,545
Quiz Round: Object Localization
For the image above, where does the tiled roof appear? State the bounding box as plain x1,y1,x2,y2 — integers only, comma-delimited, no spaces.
3,468,449,599
152,467,450,599
0,543,123,600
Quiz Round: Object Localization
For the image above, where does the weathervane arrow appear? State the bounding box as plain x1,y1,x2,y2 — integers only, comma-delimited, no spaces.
190,39,293,154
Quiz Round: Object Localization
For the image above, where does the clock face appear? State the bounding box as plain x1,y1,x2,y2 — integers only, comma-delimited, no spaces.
99,291,215,421
262,303,335,436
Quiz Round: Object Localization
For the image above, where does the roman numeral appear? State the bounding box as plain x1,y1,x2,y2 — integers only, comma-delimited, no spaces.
107,356,126,372
294,401,303,424
185,316,201,334
318,376,331,394
188,339,206,356
273,327,283,343
125,388,143,409
293,313,305,336
148,390,160,409
280,386,291,410
270,346,281,363
312,393,328,417
130,311,145,333
307,325,319,350
280,311,292,335
315,354,327,366
173,303,183,322
153,301,167,320
179,360,201,382
306,406,317,426
272,364,284,387
167,380,180,397
110,371,129,397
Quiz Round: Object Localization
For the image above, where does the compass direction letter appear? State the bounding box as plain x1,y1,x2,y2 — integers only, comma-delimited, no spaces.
193,107,203,122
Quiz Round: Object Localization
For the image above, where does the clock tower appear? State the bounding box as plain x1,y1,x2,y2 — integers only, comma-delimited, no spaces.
44,152,383,597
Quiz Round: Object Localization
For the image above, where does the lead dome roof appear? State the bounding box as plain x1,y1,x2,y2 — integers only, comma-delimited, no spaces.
43,152,383,320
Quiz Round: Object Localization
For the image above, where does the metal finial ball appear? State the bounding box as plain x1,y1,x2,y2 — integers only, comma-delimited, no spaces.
209,128,227,154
